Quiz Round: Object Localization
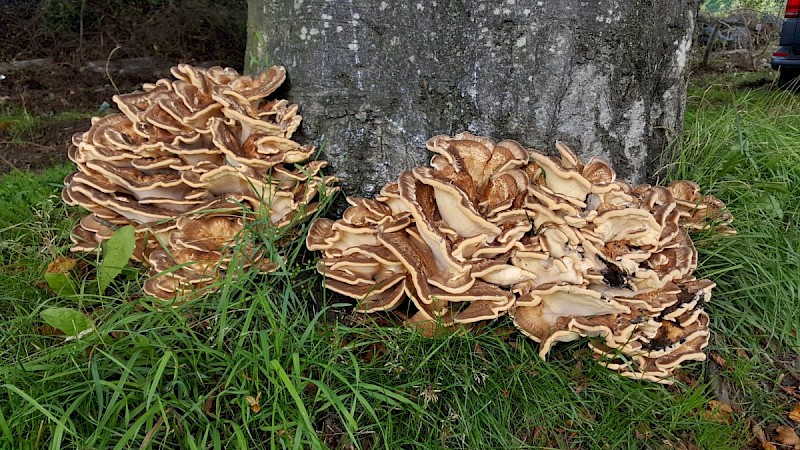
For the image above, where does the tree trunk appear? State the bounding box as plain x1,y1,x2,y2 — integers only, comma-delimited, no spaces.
246,0,699,198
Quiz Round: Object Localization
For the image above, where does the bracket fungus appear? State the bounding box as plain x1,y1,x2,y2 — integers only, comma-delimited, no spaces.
307,132,732,384
63,65,336,303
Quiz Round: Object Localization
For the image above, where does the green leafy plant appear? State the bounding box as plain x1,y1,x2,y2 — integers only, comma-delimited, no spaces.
40,307,94,338
43,224,136,298
43,267,78,299
96,225,135,294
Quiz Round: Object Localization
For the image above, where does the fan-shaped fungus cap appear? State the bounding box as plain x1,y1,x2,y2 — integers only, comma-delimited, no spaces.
528,145,592,202
306,132,730,383
64,64,333,304
512,284,630,357
668,180,734,232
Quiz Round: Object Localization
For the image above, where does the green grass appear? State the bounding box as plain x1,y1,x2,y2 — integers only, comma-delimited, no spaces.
664,76,800,426
0,109,39,144
1,77,798,448
678,76,800,350
0,108,97,145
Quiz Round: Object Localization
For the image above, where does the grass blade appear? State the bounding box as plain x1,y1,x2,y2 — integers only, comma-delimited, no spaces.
146,351,174,409
2,384,74,437
269,359,320,449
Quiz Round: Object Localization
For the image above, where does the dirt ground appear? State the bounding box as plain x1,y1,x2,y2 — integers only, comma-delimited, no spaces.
0,66,166,172
0,0,246,175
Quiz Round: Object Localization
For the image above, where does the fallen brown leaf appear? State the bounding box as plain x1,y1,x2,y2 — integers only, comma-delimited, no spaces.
634,422,653,441
710,351,729,370
781,386,798,398
674,369,699,386
491,326,517,341
304,381,318,396
410,320,447,338
579,406,596,423
360,341,385,363
670,440,701,450
0,263,25,275
705,400,734,424
753,422,771,448
32,325,62,336
774,425,800,446
246,392,261,413
321,414,351,449
571,374,589,394
790,403,800,423
46,256,77,274
203,395,216,418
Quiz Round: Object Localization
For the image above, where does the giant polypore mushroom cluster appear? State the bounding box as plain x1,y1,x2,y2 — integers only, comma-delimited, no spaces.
63,64,336,302
306,132,731,383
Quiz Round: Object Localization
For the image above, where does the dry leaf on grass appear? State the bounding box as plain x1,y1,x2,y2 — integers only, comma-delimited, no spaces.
46,256,77,274
32,325,62,336
782,386,798,398
705,400,735,424
774,425,800,447
790,403,800,423
203,395,216,418
246,392,261,413
710,351,729,370
753,422,774,450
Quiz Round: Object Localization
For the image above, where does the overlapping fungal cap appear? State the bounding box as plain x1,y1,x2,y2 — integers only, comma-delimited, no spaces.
307,132,731,384
667,180,735,234
307,132,531,328
63,65,337,303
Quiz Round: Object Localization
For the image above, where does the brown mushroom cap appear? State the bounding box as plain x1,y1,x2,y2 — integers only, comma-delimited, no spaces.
64,64,332,304
305,132,730,383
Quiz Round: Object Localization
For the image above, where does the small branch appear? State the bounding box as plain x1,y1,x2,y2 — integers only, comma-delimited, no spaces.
78,0,87,63
105,45,122,95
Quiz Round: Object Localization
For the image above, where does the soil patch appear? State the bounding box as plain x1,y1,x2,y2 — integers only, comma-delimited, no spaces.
0,117,87,173
0,0,246,175
1,65,165,116
0,64,169,174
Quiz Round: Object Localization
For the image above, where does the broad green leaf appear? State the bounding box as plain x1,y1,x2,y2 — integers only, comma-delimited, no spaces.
98,225,136,294
40,307,94,337
755,192,784,220
44,272,78,299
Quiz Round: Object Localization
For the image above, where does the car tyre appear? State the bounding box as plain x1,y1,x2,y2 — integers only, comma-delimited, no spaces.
778,68,800,90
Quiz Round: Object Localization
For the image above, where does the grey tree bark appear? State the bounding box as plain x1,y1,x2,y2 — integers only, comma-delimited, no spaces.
246,0,699,199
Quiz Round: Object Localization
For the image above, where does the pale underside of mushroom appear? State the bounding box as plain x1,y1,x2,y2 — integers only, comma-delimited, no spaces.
64,65,337,303
307,132,731,384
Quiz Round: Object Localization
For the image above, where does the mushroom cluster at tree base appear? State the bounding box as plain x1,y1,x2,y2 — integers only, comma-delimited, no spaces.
63,64,336,303
306,132,732,384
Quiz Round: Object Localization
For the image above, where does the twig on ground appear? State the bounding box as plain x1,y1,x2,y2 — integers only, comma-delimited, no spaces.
105,46,122,95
